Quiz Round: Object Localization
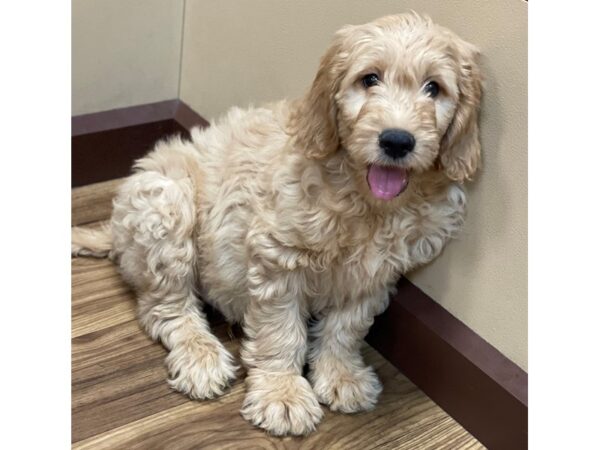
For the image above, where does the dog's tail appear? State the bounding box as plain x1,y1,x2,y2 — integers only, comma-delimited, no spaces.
71,224,113,258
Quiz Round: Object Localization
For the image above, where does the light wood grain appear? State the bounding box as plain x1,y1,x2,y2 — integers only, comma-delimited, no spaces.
71,178,124,226
71,182,484,449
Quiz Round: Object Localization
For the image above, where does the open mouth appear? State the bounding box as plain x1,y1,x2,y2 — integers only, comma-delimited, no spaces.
366,164,409,200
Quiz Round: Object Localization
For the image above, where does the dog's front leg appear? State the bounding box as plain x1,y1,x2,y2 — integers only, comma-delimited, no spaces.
240,262,323,435
308,293,389,413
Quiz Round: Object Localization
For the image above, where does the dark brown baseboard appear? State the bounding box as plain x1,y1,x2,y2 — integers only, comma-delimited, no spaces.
71,101,528,449
72,100,209,187
366,278,528,450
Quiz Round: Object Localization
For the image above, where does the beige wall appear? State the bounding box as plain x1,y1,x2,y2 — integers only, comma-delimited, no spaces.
72,0,184,115
409,0,528,371
180,0,528,370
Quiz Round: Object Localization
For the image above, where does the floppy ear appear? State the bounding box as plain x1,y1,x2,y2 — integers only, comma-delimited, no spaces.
439,38,483,182
290,27,351,159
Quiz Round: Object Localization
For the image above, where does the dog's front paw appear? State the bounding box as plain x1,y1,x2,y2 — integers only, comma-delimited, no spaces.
241,370,323,436
310,364,382,413
166,339,237,400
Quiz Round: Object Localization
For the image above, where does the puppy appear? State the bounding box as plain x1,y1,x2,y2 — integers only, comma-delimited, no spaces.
72,12,482,436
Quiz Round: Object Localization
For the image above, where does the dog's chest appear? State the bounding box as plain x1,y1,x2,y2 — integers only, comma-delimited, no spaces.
309,184,466,307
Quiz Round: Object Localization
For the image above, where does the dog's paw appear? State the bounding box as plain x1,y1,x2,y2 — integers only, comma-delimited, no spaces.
241,370,323,436
309,364,382,413
166,339,237,400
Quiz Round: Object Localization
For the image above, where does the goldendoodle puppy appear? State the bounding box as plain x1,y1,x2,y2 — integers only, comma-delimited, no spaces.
72,12,482,436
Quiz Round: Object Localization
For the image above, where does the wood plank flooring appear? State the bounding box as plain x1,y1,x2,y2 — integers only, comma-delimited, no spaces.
71,180,484,449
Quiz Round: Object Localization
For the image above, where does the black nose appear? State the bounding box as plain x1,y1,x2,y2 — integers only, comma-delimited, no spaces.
379,129,416,159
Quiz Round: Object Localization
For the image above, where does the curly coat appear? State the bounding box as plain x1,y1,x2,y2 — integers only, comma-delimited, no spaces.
72,12,482,436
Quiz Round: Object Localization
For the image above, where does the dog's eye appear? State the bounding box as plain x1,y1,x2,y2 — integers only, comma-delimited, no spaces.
362,73,380,88
423,81,440,98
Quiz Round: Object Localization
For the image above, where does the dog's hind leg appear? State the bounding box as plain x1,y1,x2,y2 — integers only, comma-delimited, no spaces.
138,289,237,399
112,171,237,399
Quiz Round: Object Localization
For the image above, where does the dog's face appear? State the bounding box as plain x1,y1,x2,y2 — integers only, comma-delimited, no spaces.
292,13,482,203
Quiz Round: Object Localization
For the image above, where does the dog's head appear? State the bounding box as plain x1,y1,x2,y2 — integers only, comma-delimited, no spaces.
291,13,482,202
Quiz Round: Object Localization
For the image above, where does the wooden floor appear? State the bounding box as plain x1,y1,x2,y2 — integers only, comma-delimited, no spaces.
72,180,484,449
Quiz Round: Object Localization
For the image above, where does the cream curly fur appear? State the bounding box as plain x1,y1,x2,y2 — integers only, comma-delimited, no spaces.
72,12,482,436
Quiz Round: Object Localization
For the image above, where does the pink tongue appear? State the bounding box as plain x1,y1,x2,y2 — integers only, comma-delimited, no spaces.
367,165,409,200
